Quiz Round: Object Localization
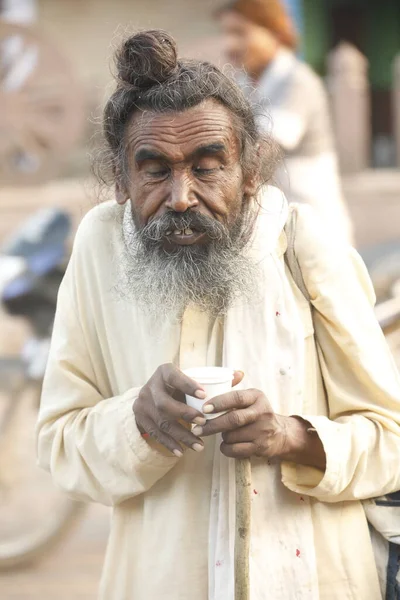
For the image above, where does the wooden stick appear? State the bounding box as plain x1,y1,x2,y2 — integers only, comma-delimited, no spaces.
234,458,252,600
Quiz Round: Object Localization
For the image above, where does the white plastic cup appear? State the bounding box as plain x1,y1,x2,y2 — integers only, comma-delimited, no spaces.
183,367,234,420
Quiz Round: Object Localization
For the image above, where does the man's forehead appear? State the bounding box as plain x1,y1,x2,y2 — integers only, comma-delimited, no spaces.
126,100,238,156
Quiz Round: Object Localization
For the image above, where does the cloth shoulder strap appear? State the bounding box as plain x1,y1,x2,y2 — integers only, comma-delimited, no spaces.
284,206,311,302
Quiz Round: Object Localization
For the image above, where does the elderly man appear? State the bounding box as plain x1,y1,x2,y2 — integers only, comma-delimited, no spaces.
37,30,400,600
217,0,354,244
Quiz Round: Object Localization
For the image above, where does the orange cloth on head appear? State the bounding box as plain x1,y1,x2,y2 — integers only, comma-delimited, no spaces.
225,0,298,49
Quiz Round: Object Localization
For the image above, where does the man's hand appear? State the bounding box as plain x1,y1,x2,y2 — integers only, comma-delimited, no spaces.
133,363,207,457
192,389,326,470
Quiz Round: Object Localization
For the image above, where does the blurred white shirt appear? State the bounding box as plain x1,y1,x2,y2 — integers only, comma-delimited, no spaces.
239,48,354,245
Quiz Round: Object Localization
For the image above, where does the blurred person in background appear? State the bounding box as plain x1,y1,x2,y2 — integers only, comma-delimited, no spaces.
218,0,354,244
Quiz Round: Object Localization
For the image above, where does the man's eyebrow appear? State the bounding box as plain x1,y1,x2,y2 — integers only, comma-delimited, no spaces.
134,142,227,164
134,148,167,163
190,143,227,158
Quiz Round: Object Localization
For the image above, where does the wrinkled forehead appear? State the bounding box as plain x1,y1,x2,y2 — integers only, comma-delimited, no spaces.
125,99,240,161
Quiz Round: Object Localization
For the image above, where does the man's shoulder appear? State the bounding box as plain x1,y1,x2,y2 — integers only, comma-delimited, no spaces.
73,200,124,252
290,203,351,285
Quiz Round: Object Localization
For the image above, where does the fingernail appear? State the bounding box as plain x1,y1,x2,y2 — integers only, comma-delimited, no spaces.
193,416,207,426
192,426,203,436
195,389,207,399
203,404,214,414
192,443,204,453
173,449,183,458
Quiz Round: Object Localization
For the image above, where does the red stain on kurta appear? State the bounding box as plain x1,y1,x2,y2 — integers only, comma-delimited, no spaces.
216,560,223,567
276,311,281,317
296,549,301,557
299,496,305,502
253,489,258,495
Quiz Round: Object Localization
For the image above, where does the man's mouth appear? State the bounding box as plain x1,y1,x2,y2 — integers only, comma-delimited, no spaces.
165,228,206,246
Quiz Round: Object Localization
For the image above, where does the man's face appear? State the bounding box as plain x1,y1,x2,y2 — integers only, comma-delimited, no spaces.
116,99,259,317
219,10,278,78
119,99,248,240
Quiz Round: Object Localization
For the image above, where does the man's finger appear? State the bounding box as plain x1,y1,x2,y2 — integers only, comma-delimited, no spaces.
140,416,204,456
220,441,257,459
160,364,206,399
155,418,205,452
222,422,259,445
232,370,245,387
203,388,260,415
193,405,259,437
155,389,206,425
137,416,184,457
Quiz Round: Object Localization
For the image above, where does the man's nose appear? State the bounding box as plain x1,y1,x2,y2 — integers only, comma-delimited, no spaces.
165,173,198,213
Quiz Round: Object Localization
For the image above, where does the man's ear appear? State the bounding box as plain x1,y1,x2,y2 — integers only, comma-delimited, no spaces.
115,180,129,205
242,168,260,198
242,144,261,198
242,176,258,198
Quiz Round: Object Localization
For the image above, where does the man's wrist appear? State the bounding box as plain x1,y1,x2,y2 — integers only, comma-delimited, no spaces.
280,416,326,471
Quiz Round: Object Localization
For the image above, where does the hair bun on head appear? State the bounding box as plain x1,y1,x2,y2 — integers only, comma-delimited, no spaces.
116,30,178,90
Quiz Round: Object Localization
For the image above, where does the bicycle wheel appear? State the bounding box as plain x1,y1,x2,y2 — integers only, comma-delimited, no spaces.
0,358,85,569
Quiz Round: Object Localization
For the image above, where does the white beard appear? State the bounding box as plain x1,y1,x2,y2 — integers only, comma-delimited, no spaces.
114,203,260,320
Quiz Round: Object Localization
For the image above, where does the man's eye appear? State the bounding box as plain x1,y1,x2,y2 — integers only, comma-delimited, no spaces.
147,168,169,178
193,166,217,176
193,157,222,176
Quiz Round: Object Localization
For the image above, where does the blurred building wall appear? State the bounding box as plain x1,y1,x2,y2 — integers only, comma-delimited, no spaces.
30,0,227,176
38,0,223,95
28,0,400,171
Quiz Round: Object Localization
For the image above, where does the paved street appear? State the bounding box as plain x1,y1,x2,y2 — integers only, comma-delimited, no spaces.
0,504,110,599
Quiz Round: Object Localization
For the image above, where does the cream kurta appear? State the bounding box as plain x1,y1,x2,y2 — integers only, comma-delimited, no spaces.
37,196,400,599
